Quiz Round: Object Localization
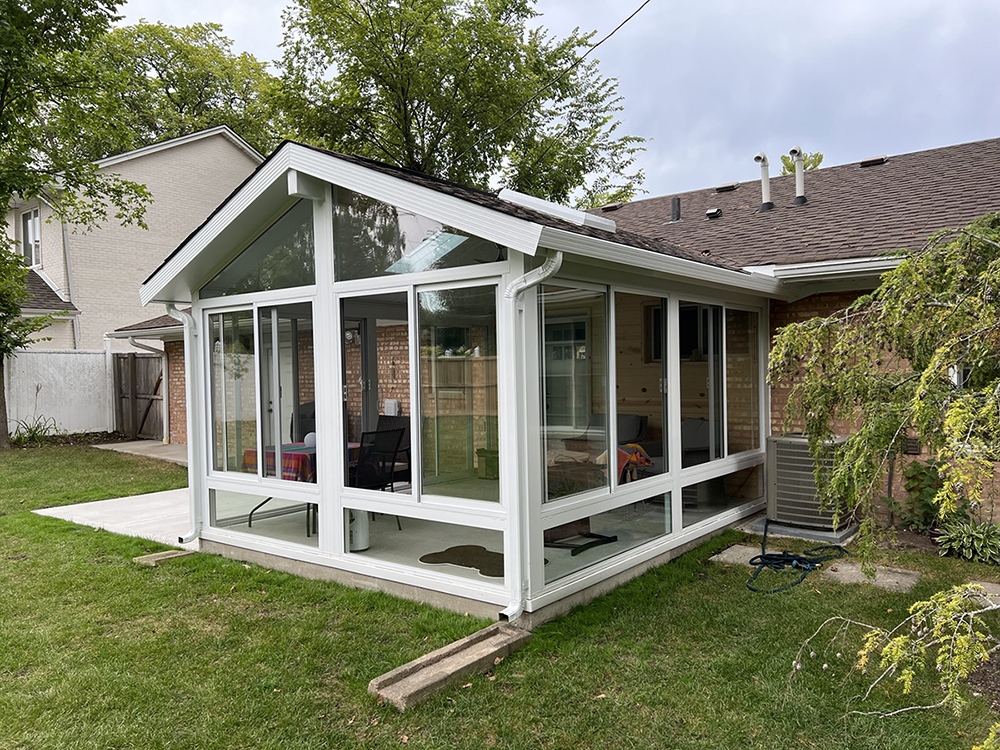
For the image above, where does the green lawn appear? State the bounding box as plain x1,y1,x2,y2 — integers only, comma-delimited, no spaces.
1,445,998,749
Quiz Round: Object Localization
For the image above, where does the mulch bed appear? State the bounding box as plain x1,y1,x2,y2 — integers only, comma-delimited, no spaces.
15,431,137,448
877,528,940,555
969,658,1000,711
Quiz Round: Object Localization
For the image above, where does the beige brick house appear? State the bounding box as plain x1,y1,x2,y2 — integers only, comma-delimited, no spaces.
4,127,262,436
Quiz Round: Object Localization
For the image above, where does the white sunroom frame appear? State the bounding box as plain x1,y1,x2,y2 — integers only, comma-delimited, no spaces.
144,141,787,620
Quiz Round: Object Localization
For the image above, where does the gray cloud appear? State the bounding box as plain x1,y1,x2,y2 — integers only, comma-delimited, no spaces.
119,0,1000,196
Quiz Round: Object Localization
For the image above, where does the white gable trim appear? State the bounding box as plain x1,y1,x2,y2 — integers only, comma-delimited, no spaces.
96,126,263,170
141,142,545,305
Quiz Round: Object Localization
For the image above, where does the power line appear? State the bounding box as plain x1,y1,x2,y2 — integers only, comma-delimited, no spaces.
448,0,652,171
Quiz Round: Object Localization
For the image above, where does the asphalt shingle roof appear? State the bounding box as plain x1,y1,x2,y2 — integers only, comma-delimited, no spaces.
115,309,188,332
595,136,1000,267
25,270,75,312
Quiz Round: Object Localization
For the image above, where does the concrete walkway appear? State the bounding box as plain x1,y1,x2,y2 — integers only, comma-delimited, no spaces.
34,488,197,551
94,440,188,467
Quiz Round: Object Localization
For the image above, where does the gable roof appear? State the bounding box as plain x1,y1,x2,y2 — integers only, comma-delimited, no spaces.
597,136,1000,268
95,125,263,170
143,140,788,306
24,269,76,313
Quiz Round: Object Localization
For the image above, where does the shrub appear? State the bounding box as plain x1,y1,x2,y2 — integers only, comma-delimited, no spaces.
889,458,969,533
937,521,1000,565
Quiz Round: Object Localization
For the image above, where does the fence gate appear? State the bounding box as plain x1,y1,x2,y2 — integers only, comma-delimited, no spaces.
113,353,163,440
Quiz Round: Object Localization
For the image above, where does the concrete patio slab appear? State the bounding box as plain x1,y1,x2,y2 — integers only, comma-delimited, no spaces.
34,488,196,551
94,440,188,467
710,544,922,593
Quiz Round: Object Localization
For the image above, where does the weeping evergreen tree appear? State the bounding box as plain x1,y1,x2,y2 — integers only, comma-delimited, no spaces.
769,212,1000,554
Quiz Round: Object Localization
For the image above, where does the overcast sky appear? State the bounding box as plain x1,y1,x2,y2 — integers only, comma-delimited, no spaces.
118,0,1000,197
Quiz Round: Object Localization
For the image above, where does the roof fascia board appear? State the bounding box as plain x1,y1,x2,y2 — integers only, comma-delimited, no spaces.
285,145,543,257
107,326,183,339
141,150,293,305
22,309,78,317
537,226,790,300
96,126,264,171
766,255,903,282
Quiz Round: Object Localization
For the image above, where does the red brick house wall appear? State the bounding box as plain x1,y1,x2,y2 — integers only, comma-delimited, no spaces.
164,340,187,446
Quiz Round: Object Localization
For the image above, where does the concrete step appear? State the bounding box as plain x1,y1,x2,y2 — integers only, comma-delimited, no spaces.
133,550,196,567
369,622,531,710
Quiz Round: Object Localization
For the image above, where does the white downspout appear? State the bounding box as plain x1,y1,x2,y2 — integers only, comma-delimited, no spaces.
166,303,200,545
128,336,169,444
499,249,562,624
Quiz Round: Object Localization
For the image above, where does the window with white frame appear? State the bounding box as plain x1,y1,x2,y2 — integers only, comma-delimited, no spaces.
20,208,40,266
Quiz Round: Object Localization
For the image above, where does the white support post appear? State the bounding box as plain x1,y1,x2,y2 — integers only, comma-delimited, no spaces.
666,296,683,535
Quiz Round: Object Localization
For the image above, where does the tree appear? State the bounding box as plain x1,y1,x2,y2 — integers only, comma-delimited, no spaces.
53,21,280,160
780,150,823,175
278,0,646,207
768,213,1000,554
1,0,151,449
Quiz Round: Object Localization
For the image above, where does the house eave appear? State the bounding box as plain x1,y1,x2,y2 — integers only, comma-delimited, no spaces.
538,226,791,300
106,325,183,341
96,126,264,170
744,255,903,282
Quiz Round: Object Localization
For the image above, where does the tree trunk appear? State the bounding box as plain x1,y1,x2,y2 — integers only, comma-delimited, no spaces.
0,357,10,450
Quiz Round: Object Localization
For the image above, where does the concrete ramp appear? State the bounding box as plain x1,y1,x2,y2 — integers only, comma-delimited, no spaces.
369,623,531,710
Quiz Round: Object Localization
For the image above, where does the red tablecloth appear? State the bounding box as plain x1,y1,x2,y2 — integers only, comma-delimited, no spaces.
242,444,316,483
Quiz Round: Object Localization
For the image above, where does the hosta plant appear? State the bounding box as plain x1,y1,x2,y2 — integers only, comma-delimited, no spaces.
937,521,1000,565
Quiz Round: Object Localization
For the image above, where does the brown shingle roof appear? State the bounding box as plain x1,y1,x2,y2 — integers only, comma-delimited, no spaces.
115,309,188,332
25,270,75,312
595,136,1000,267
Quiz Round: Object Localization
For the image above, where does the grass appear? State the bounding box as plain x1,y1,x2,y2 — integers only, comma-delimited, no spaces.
1,445,999,749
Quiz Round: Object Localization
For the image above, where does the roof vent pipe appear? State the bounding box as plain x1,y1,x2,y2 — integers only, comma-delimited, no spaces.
670,196,681,222
753,152,774,212
789,145,807,205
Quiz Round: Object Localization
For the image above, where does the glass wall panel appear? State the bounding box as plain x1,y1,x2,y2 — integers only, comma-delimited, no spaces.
679,302,723,467
211,489,318,548
726,309,761,455
201,200,314,298
681,465,763,528
210,310,257,474
544,492,671,583
333,186,506,281
345,510,504,584
540,285,609,502
341,292,412,493
418,286,499,502
254,303,316,483
614,293,667,480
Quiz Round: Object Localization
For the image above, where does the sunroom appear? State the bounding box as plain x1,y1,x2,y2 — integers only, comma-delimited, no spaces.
141,141,785,623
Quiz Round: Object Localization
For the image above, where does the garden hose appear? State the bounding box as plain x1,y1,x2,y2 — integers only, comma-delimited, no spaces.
746,519,849,593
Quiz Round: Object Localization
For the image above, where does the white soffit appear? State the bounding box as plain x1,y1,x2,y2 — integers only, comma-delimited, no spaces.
142,143,546,305
747,255,904,282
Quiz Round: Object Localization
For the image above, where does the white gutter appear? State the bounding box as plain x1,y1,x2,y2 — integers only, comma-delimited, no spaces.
537,225,789,299
106,325,183,339
128,336,169,444
166,303,201,545
745,255,904,282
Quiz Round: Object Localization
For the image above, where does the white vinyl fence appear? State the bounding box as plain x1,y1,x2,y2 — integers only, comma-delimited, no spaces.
3,350,112,435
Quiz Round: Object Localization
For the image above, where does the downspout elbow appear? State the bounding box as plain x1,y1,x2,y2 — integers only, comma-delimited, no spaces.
504,250,563,300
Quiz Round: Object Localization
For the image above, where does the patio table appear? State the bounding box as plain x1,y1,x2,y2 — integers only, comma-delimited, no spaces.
242,443,317,483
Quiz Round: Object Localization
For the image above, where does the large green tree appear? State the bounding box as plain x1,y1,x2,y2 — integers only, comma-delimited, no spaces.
278,0,646,207
1,0,151,449
57,21,279,160
769,212,1000,552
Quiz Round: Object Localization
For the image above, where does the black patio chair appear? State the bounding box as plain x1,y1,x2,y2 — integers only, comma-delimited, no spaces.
348,428,405,492
376,414,411,487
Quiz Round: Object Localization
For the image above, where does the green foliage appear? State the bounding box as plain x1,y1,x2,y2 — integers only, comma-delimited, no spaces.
780,150,824,175
58,21,280,159
9,415,57,447
278,0,645,206
937,521,1000,565
889,458,970,533
769,213,1000,553
0,0,151,230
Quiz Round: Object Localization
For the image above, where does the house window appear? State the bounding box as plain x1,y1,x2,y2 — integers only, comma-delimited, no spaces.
20,208,40,266
332,186,507,281
209,310,257,474
201,200,315,298
725,309,760,455
539,284,609,502
679,302,723,467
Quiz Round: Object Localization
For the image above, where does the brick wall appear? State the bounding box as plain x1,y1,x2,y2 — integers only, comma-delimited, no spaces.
165,340,187,445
